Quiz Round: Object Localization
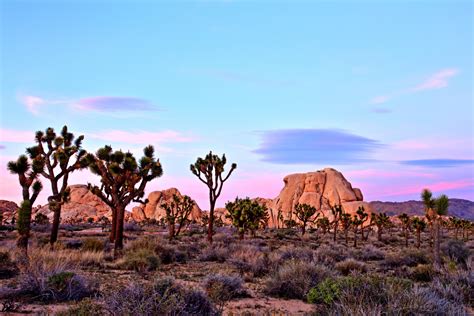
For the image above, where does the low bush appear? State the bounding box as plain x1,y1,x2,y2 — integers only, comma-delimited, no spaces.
203,274,247,305
314,244,347,265
265,261,332,299
122,248,159,272
278,245,314,263
199,244,230,263
229,245,270,278
441,240,470,267
56,298,105,316
0,251,18,279
105,277,217,315
124,222,143,232
383,249,430,269
82,238,104,252
409,264,435,282
307,278,341,305
353,244,385,261
335,258,368,276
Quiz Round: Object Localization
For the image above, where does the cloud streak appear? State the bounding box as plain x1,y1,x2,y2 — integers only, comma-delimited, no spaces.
369,68,459,105
0,128,35,143
400,159,474,168
254,129,381,165
19,94,159,115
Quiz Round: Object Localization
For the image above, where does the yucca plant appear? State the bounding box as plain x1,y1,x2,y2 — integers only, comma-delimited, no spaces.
87,145,163,257
294,203,319,236
316,216,330,235
225,197,268,240
340,213,352,245
351,214,364,248
7,155,44,257
161,194,196,240
356,206,369,240
371,212,390,241
25,126,89,247
190,151,236,243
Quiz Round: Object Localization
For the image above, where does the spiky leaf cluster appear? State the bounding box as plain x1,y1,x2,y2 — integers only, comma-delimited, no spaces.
294,203,319,224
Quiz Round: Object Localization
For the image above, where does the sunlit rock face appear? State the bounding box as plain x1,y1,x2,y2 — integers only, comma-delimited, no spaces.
132,188,202,222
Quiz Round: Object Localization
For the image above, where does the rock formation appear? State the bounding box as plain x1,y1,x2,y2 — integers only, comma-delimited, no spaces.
36,185,112,223
131,188,202,222
0,200,19,223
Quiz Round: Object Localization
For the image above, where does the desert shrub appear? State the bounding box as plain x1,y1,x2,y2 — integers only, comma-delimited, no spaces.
105,277,217,315
353,244,385,261
0,251,18,279
17,258,96,302
199,244,230,262
203,274,247,306
122,248,159,272
314,244,347,265
154,244,188,264
278,245,314,263
82,238,104,252
64,239,83,250
229,244,270,278
383,249,430,268
409,264,435,282
56,297,104,315
213,228,236,245
441,240,470,267
335,258,367,276
265,261,332,299
307,278,341,305
124,222,142,232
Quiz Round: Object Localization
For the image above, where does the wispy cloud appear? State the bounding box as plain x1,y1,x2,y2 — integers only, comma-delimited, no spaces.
19,94,159,115
0,128,35,143
253,129,381,165
400,159,474,168
88,130,193,145
412,68,459,92
73,97,157,112
0,145,5,150
369,68,459,105
371,107,392,114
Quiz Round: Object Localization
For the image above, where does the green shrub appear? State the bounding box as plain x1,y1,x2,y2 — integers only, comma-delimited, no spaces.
56,298,105,316
307,278,341,305
123,248,160,272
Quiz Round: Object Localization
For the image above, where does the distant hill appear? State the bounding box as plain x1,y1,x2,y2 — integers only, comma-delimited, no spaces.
369,199,474,220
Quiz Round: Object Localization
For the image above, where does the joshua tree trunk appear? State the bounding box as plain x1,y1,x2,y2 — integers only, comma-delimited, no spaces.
345,230,349,245
301,222,306,236
208,199,216,243
16,200,32,257
434,219,441,268
404,228,409,247
333,222,337,242
49,202,61,248
416,229,421,248
114,206,125,258
168,221,175,241
110,209,117,242
377,226,382,241
353,228,358,247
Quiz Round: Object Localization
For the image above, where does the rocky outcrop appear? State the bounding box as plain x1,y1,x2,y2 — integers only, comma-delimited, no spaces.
37,185,112,223
269,168,371,226
131,188,202,222
0,200,19,223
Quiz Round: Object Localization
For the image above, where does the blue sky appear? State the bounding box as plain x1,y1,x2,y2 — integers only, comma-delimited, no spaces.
1,0,473,208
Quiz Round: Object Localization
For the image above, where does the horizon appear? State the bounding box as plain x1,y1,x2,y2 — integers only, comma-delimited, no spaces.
1,1,473,209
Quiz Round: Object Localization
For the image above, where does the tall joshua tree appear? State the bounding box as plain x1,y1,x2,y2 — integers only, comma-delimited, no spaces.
294,203,319,236
356,206,369,240
422,189,436,247
87,145,163,256
340,213,352,245
161,194,196,240
190,151,236,243
421,189,448,268
372,212,390,241
7,155,44,256
331,205,343,242
26,126,89,247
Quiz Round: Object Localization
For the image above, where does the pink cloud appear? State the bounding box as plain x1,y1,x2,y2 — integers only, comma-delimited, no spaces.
412,68,459,91
0,128,35,143
346,169,435,179
73,97,158,112
19,95,46,115
372,179,473,198
370,95,390,104
393,140,431,150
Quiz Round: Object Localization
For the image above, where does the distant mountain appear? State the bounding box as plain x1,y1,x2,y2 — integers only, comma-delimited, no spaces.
369,199,474,220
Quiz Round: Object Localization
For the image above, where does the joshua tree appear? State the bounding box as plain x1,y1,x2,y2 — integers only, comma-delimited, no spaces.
340,213,352,244
161,194,196,240
225,197,268,239
421,189,449,268
356,206,369,240
422,189,436,247
398,213,411,247
330,205,343,242
412,217,426,248
449,217,462,239
190,151,236,243
26,126,89,247
294,203,319,236
351,215,364,248
371,212,390,241
7,155,44,256
316,216,330,235
87,145,163,257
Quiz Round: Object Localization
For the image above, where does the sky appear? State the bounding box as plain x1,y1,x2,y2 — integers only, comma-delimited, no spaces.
0,0,473,210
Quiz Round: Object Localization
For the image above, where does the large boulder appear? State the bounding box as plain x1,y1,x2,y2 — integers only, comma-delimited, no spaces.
131,188,202,222
271,168,371,225
36,185,112,223
0,200,19,223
